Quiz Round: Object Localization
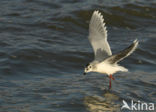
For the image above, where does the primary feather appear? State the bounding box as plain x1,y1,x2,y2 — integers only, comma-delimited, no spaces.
88,11,112,62
105,39,139,64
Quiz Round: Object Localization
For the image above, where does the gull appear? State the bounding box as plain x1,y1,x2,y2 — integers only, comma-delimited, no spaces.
83,10,139,89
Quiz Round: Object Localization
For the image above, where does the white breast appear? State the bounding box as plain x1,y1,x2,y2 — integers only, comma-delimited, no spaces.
96,62,127,75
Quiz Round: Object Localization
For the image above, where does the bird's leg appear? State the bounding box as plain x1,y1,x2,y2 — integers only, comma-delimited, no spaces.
110,74,115,80
109,77,111,89
109,75,112,89
109,74,114,89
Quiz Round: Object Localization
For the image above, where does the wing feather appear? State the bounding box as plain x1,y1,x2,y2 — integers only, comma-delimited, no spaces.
105,39,139,64
88,11,112,61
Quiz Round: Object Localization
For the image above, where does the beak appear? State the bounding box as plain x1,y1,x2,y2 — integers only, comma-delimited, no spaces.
83,72,86,75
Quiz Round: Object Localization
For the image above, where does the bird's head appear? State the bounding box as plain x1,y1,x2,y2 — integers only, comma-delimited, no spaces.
83,63,94,75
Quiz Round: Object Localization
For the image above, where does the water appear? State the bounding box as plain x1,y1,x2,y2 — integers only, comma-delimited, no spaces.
0,0,155,111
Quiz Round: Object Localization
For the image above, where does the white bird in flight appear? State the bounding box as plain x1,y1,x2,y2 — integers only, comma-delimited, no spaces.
83,10,139,89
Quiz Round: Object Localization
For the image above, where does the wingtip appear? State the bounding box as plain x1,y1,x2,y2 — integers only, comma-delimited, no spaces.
133,39,139,49
94,10,99,13
92,10,105,22
133,39,139,44
93,10,98,14
93,10,102,16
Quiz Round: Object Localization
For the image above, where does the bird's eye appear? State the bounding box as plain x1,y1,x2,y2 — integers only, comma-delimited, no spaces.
89,66,91,68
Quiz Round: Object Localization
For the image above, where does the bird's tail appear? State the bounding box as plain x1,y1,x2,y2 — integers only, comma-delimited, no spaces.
118,66,128,72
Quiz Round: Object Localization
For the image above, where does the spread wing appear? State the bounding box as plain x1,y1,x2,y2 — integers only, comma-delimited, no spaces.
88,11,112,62
105,39,139,64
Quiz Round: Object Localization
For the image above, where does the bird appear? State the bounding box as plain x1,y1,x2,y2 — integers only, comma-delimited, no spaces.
83,10,139,89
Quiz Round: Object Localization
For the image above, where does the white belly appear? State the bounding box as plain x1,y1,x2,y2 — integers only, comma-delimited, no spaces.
96,62,128,75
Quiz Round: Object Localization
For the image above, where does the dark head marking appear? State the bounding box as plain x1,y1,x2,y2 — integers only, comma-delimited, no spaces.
85,63,89,67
